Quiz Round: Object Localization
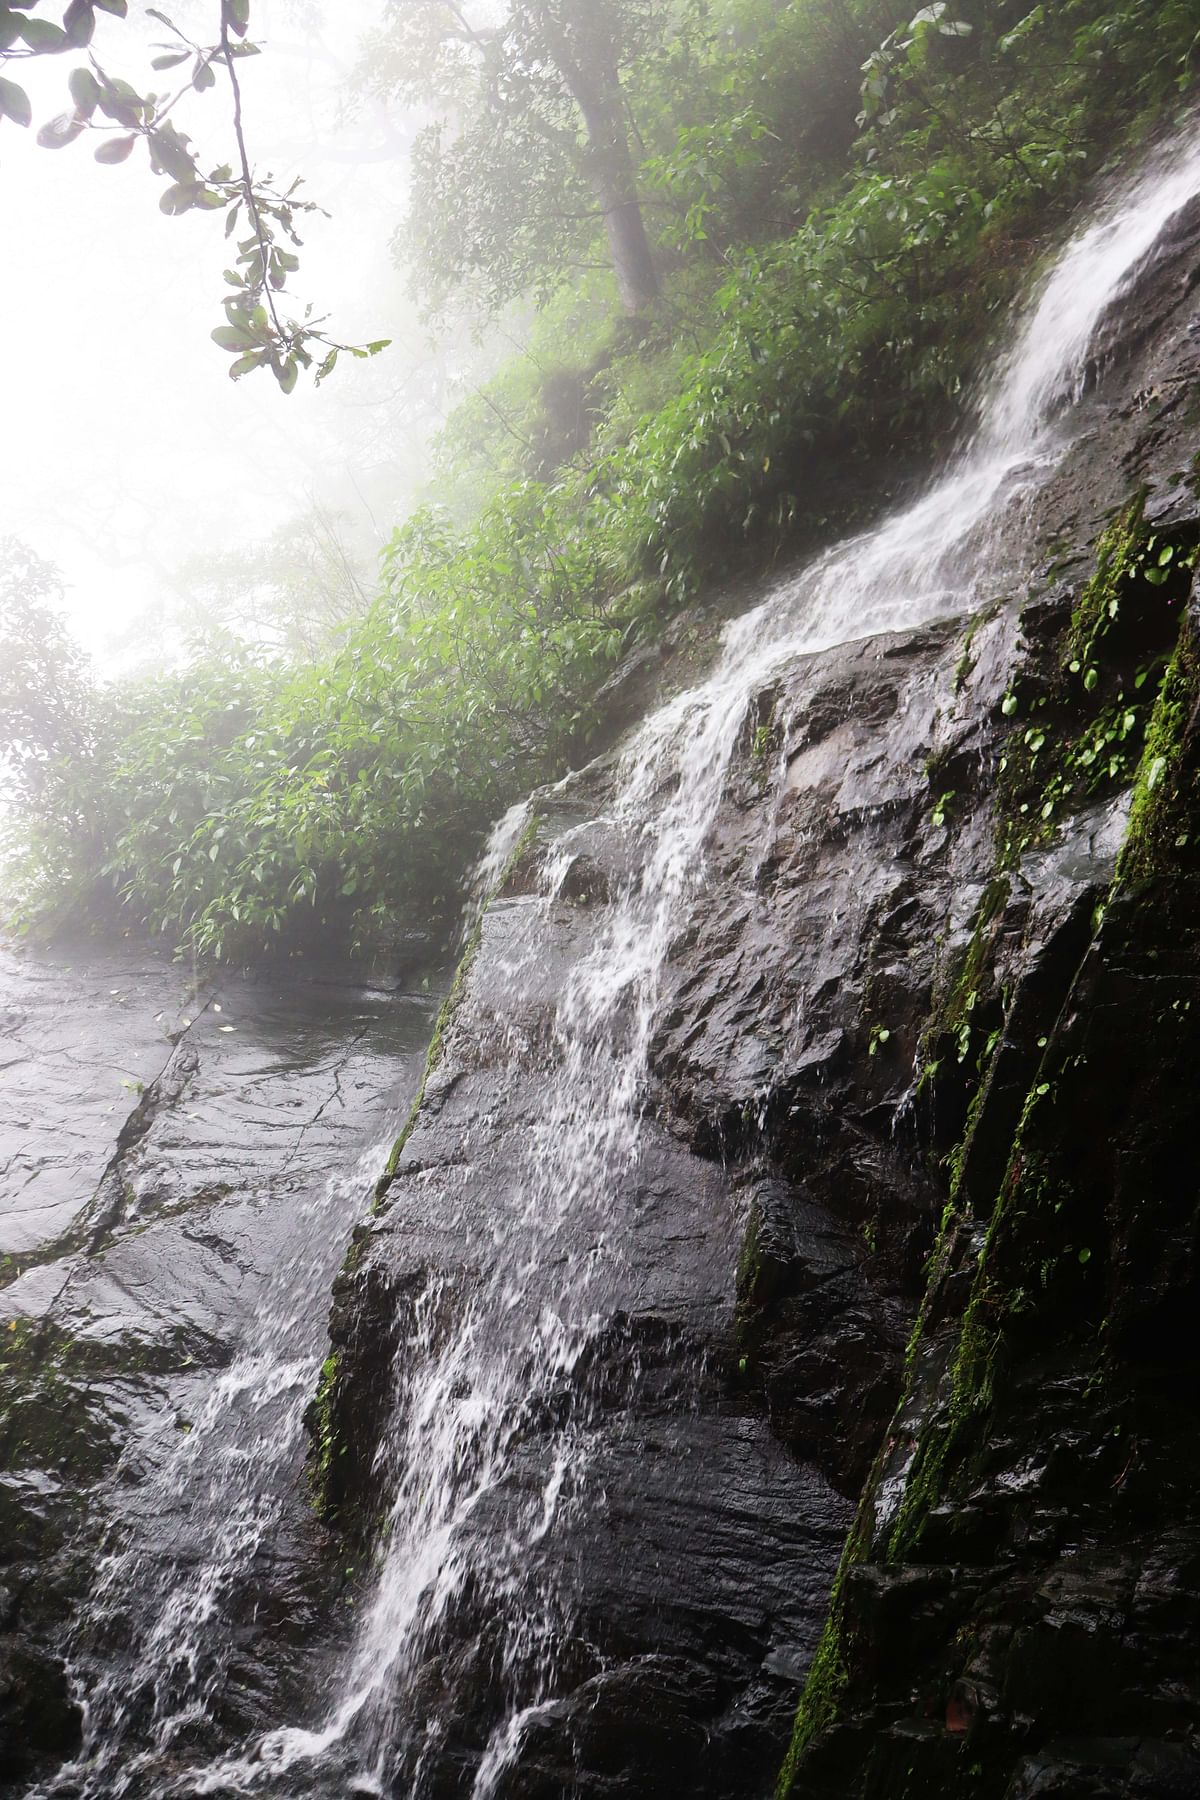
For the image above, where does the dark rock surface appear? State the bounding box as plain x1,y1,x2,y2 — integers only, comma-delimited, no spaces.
767,188,1200,1800
330,886,852,1798
328,177,1200,1798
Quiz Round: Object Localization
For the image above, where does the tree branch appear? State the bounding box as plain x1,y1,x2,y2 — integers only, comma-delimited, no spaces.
219,13,286,347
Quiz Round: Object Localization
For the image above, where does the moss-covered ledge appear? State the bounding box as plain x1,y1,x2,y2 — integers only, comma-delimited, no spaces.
778,541,1200,1798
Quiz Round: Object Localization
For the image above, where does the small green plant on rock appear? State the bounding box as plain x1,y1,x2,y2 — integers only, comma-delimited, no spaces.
995,500,1197,868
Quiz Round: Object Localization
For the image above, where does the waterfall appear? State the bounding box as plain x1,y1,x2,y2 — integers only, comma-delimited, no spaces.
32,1143,393,1800
41,127,1200,1800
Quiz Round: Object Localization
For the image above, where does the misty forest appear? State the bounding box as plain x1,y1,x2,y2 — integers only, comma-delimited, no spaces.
4,1,1200,1796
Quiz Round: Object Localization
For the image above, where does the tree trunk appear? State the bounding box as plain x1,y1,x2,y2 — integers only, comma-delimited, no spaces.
538,2,660,314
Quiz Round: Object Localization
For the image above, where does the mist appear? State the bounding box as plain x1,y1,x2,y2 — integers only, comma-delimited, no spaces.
0,0,447,667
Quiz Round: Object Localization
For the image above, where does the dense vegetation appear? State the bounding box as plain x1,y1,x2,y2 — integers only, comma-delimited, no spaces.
4,0,1198,959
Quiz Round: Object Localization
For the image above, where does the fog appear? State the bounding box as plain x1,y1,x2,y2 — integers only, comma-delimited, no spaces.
0,0,458,667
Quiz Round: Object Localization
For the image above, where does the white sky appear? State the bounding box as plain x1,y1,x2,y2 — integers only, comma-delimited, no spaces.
0,1,447,661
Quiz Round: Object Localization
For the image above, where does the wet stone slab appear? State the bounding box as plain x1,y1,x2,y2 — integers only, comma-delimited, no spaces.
0,943,201,1260
0,940,446,1795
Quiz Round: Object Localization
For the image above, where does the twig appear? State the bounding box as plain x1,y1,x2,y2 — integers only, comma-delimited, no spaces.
219,13,287,347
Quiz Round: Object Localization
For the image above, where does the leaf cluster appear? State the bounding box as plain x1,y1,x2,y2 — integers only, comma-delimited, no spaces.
1,1,387,387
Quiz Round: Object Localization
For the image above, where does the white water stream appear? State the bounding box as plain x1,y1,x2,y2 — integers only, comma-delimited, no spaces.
34,1142,394,1800
38,128,1200,1799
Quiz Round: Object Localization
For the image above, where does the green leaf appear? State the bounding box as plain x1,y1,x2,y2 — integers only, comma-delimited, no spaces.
0,76,33,128
94,73,144,127
94,131,136,161
223,0,251,37
999,5,1045,53
160,181,202,214
228,351,265,378
192,55,216,92
275,358,299,395
68,67,101,113
145,120,197,182
150,50,189,71
17,17,69,51
62,0,95,48
93,0,128,14
212,324,256,351
37,110,85,147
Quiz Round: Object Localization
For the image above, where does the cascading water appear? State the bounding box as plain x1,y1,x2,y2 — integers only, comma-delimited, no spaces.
52,1143,390,1799
32,128,1200,1800
20,979,444,1800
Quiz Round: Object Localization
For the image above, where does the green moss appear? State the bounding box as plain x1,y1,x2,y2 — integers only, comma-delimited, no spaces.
775,1613,849,1795
0,1316,125,1474
372,923,482,1207
994,501,1195,870
751,712,777,765
889,1067,1074,1563
944,1052,994,1197
1116,624,1200,886
917,875,1010,1087
308,1351,340,1517
1064,495,1148,673
953,615,983,693
776,1500,874,1797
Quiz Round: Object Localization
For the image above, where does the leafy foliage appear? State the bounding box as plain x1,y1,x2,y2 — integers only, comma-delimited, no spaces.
0,0,387,385
7,0,1200,958
0,539,92,806
369,0,663,315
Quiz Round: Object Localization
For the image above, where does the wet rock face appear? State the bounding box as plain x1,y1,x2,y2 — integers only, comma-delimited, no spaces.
337,894,852,1796
765,206,1200,1798
0,946,442,1793
330,605,1128,1794
331,193,1200,1798
5,161,1200,1800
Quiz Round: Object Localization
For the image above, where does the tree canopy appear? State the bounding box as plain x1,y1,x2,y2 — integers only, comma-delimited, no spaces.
363,0,665,316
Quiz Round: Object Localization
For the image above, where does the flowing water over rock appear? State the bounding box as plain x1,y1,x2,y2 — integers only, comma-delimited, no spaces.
144,131,1200,1799
8,129,1200,1800
0,944,445,1797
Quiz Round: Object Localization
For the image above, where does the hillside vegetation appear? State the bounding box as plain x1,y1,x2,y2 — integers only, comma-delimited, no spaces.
4,0,1198,959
